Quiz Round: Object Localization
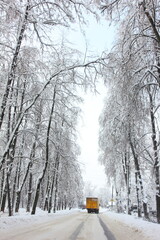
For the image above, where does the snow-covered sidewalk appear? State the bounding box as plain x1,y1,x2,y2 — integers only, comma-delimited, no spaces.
102,209,160,240
0,208,78,231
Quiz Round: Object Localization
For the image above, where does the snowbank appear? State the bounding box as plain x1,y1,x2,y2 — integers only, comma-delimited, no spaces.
103,209,160,240
0,208,79,230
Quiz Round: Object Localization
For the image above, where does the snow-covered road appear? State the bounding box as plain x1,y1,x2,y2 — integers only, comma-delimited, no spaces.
0,210,155,240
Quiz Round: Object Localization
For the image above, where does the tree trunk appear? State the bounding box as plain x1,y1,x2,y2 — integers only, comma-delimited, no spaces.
64,197,67,210
122,151,131,214
1,106,15,216
116,190,120,213
53,157,60,213
127,161,131,215
156,195,160,223
43,176,50,211
61,201,63,210
31,180,41,215
48,174,55,213
143,202,149,219
48,154,59,213
0,169,5,207
15,191,21,213
12,162,19,210
26,145,35,213
15,161,31,212
6,171,13,216
139,172,149,219
1,181,7,212
31,86,56,215
129,133,142,217
135,171,141,217
0,0,30,130
148,87,160,223
129,123,149,218
26,104,42,213
40,179,45,209
26,171,33,212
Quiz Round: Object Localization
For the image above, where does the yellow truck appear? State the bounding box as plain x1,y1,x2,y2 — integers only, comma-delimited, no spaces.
86,197,99,214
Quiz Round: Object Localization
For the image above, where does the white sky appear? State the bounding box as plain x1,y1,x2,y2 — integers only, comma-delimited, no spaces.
67,15,115,189
78,87,107,189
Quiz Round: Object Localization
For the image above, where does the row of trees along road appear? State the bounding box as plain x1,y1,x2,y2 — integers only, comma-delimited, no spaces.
98,0,160,223
1,0,160,225
0,0,103,216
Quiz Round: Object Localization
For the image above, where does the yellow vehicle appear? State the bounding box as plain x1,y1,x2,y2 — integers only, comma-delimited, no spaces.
86,197,99,214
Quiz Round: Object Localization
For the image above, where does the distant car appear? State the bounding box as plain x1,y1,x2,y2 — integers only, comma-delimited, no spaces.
79,204,86,209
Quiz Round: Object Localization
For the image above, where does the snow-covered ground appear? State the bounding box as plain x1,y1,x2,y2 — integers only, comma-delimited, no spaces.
0,208,159,240
0,208,79,230
103,210,160,240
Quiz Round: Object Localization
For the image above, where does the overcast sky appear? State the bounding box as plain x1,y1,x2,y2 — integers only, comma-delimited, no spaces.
78,87,107,189
67,14,115,189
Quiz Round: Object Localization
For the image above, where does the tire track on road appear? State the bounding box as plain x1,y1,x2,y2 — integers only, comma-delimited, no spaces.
98,215,116,240
69,214,90,240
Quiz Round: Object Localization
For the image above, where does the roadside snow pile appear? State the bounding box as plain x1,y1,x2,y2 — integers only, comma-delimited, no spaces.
0,208,79,230
104,210,160,240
